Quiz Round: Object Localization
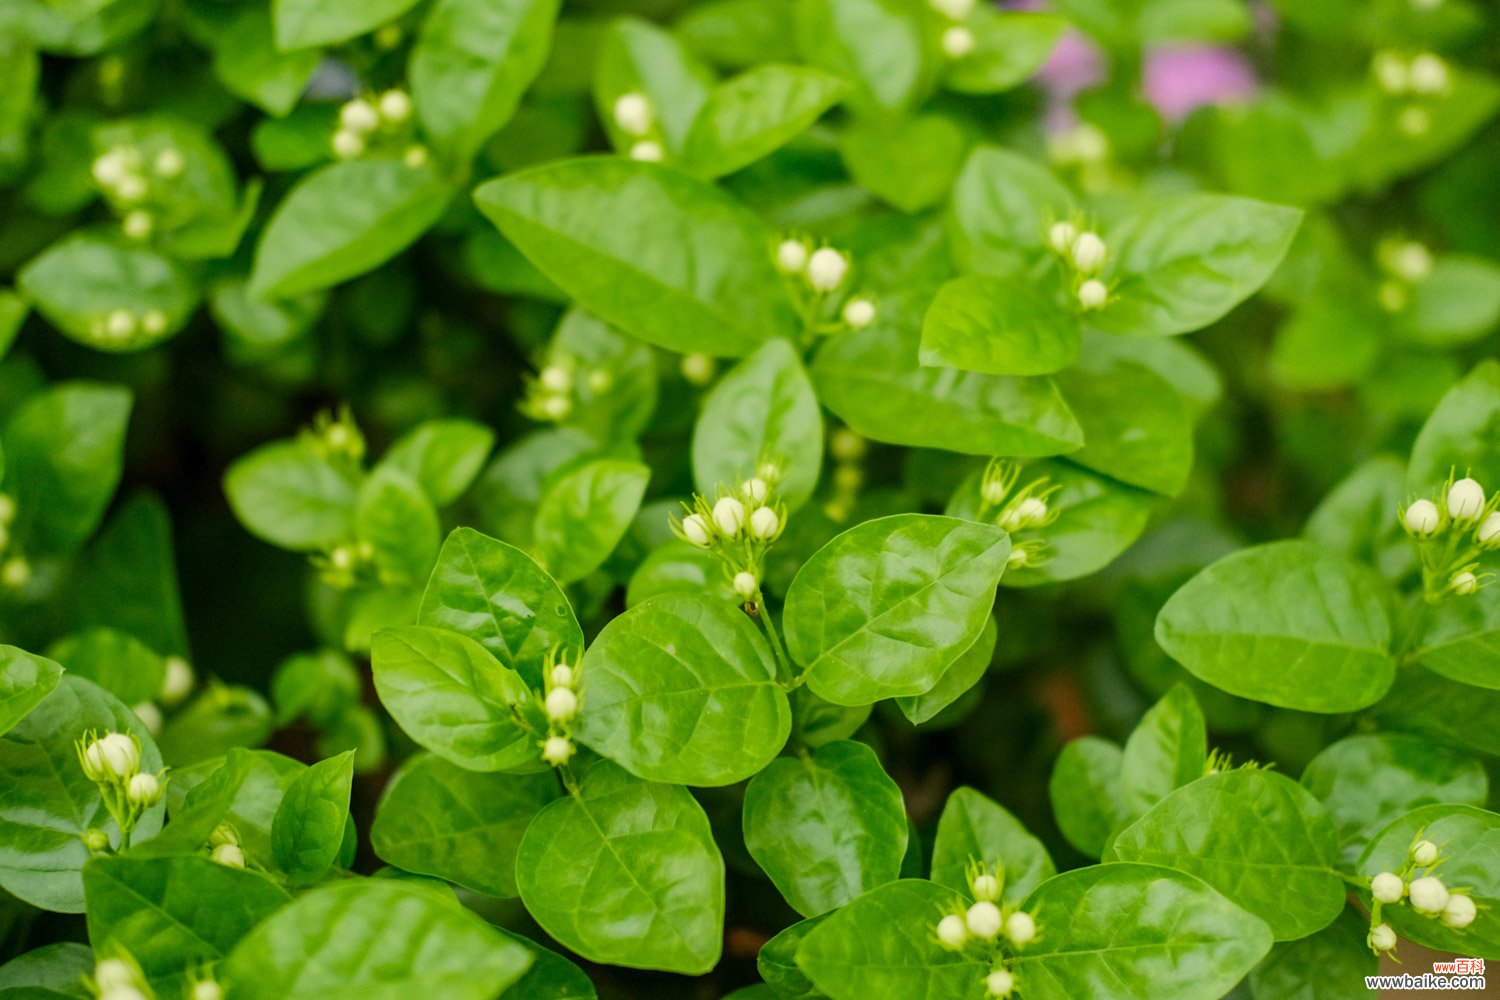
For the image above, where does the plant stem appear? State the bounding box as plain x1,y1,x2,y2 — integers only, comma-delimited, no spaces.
754,592,795,685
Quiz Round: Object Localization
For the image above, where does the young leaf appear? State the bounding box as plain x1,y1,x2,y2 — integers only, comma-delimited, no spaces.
223,439,357,551
1048,736,1126,859
944,11,1066,95
742,740,907,916
692,337,822,510
531,458,649,584
272,0,422,49
1415,585,1500,689
220,879,535,999
920,274,1081,376
948,146,1074,276
1118,683,1208,823
929,787,1055,906
1055,354,1194,496
371,752,559,898
0,646,64,737
680,64,848,179
378,419,495,508
1407,360,1500,495
575,593,791,786
793,0,930,114
757,914,828,1000
355,466,441,584
271,750,355,883
1111,770,1344,941
46,628,164,707
785,514,1009,705
1155,540,1395,712
515,761,725,975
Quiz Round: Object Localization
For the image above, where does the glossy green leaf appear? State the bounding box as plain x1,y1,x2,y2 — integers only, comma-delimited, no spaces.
593,18,713,155
474,158,795,356
220,879,534,999
1412,577,1500,689
531,458,649,584
785,514,1009,705
625,540,736,608
271,750,354,883
355,467,440,585
681,65,847,178
370,625,535,771
920,275,1081,376
756,913,826,1000
1408,255,1500,346
894,615,995,725
1111,770,1344,941
793,0,929,113
692,337,822,510
930,787,1054,906
1119,683,1208,823
838,113,967,214
1248,908,1377,1000
224,439,356,552
72,494,190,658
1048,736,1126,858
372,752,558,898
378,419,495,508
0,646,63,737
945,11,1066,95
948,146,1074,276
515,761,725,974
272,0,421,48
1408,360,1500,492
742,740,906,916
1055,354,1194,496
0,941,93,998
499,930,597,999
1156,540,1395,712
576,592,790,785
46,628,163,708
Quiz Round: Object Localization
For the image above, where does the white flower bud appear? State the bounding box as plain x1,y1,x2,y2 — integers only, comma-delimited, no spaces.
116,174,147,202
1404,498,1440,537
749,506,780,540
541,736,574,766
1015,497,1048,528
153,148,184,178
209,823,238,848
1078,279,1107,311
930,0,977,18
539,365,571,393
776,239,809,274
681,513,712,547
545,686,578,722
92,151,128,186
830,428,866,462
378,89,412,123
1070,232,1107,273
403,145,429,168
95,958,135,991
1408,875,1449,914
733,571,758,599
1369,922,1397,951
713,497,746,537
551,664,575,689
842,297,877,329
191,980,225,1000
1477,512,1500,548
757,461,784,484
2,557,31,588
936,913,968,950
629,140,664,162
211,843,245,868
966,900,1002,939
970,873,1000,902
985,968,1016,998
132,702,163,736
941,26,975,59
1371,872,1405,903
1409,53,1450,94
806,248,849,292
1442,893,1477,929
126,771,162,808
105,309,136,340
1390,242,1433,282
97,732,140,779
1448,478,1485,521
122,210,152,240
81,741,108,781
1373,52,1410,93
744,478,770,503
331,129,365,159
1048,221,1077,254
613,92,653,137
1004,910,1036,946
82,827,111,852
682,352,715,385
1452,571,1479,596
339,99,379,134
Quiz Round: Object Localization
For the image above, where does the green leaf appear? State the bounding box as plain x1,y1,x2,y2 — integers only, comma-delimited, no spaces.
46,628,164,707
474,158,795,356
894,615,995,724
4,382,132,556
0,941,93,998
378,419,495,508
949,146,1074,276
593,18,714,155
1090,194,1303,337
220,879,534,999
575,592,790,785
72,494,190,658
1248,908,1377,1000
272,0,421,49
742,740,907,916
370,625,535,772
757,914,827,1000
271,750,354,883
1155,540,1395,712
18,232,199,351
1301,733,1487,863
1048,736,1126,859
795,879,987,1000
785,514,1010,705
185,5,320,116
498,930,597,999
515,761,725,974
356,467,440,584
250,160,451,298
681,65,847,178
1011,863,1274,999
371,752,559,898
1055,354,1194,496
1416,585,1500,689
945,11,1066,95
539,308,659,445
531,458,649,584
692,338,822,510
0,677,164,913
1407,255,1500,346
0,646,63,736
1111,770,1344,941
223,439,356,552
1118,683,1207,823
82,855,288,993
131,748,256,859
410,0,559,163
155,685,274,769
920,274,1081,376
793,0,930,113
812,320,1083,456
1408,360,1500,493
418,527,581,687
930,787,1054,906
625,540,736,608
838,113,968,214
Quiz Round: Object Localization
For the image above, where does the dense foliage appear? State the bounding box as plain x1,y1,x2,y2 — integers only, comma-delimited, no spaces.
2,0,1500,998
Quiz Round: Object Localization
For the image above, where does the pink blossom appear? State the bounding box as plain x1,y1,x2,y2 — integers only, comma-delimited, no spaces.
1142,46,1259,122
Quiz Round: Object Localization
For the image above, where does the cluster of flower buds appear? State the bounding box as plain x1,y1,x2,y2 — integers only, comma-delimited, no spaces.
612,92,664,163
672,471,788,606
978,459,1058,569
305,407,367,466
824,427,867,523
1046,123,1112,192
521,355,614,424
317,539,377,589
92,144,183,232
934,859,1037,998
209,822,245,868
1045,220,1109,312
929,0,977,59
774,237,877,334
86,307,170,348
1375,236,1434,313
1401,473,1499,602
1371,50,1453,137
332,90,426,166
1366,833,1478,956
76,730,167,847
91,952,155,1000
539,649,581,768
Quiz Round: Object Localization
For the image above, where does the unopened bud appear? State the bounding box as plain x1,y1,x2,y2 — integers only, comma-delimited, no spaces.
1477,512,1500,548
970,873,1000,902
331,129,365,159
985,969,1016,998
539,365,571,393
776,240,809,274
1373,52,1409,93
629,140,664,162
941,26,975,59
936,913,968,950
1371,872,1405,904
115,175,147,202
1448,478,1485,521
1369,922,1397,951
749,506,780,540
1408,875,1448,914
550,664,575,689
106,309,136,340
930,0,977,18
1404,499,1440,537
378,90,412,123
806,248,848,292
743,478,769,503
681,513,712,547
141,310,168,336
122,211,153,240
1078,279,1107,310
211,843,245,868
403,145,429,168
96,732,140,779
191,980,225,1000
1452,571,1479,596
132,702,163,736
153,148,184,178
339,99,379,134
126,771,163,808
1442,893,1477,929
209,823,238,848
713,497,746,537
1409,53,1450,94
1412,839,1439,866
1047,221,1077,254
82,828,110,852
1005,910,1036,946
95,958,136,991
966,901,1002,939
613,93,653,137
842,297,876,329
1071,232,1106,273
733,571,758,599
544,686,578,722
541,736,574,766
682,353,715,385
